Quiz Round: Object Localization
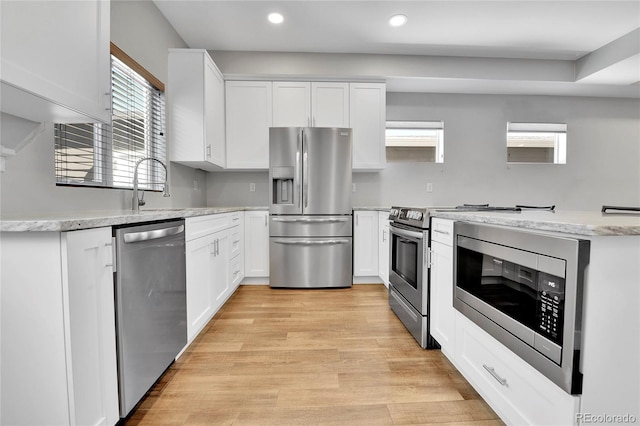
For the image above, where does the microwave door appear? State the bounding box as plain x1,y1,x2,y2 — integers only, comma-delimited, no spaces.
302,127,352,215
269,127,303,215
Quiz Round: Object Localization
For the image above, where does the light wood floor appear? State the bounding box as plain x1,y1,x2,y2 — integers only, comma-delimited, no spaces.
126,284,504,425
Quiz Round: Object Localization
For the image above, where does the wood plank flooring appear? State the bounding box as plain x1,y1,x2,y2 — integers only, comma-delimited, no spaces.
125,284,504,425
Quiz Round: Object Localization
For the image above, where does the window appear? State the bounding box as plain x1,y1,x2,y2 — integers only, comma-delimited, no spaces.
55,45,166,190
385,121,444,163
507,122,567,164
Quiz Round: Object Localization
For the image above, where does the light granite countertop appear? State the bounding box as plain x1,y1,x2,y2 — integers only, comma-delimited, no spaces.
3,206,639,236
431,209,640,236
0,207,261,232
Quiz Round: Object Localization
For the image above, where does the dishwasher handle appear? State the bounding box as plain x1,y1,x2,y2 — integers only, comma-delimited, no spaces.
123,224,185,243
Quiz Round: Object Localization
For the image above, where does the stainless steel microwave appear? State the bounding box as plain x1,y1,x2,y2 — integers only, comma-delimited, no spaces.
453,221,590,394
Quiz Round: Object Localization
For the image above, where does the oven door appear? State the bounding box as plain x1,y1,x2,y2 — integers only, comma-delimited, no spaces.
389,224,427,314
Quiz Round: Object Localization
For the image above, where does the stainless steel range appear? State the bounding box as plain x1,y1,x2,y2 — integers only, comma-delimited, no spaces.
388,206,440,349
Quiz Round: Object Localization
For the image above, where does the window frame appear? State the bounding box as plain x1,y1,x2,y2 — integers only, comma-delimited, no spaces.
54,43,166,190
385,120,445,163
507,122,567,164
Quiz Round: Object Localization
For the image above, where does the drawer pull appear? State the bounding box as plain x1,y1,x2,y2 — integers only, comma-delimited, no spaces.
483,364,508,387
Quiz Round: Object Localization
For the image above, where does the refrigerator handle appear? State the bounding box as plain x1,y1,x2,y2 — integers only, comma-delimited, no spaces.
297,130,302,210
303,132,309,210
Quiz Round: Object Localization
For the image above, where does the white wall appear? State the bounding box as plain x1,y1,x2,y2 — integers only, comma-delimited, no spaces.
0,0,207,216
207,92,639,211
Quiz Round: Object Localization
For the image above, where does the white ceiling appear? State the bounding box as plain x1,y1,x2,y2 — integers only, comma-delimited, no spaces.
153,0,640,97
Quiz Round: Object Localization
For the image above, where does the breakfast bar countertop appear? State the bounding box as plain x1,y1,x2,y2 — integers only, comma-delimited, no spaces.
431,209,640,236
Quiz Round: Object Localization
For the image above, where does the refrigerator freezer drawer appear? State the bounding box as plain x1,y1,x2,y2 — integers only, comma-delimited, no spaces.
270,215,352,237
269,237,353,288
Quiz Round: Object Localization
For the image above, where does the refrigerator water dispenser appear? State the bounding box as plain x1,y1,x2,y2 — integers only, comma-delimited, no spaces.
271,166,295,205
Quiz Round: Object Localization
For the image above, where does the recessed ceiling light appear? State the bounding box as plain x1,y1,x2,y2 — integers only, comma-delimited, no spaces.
268,12,284,24
388,14,407,27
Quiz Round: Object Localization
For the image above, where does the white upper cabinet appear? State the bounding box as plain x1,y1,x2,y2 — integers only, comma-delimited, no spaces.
350,82,386,170
312,82,350,127
273,81,349,128
169,49,226,170
0,0,111,123
225,81,273,169
272,82,311,127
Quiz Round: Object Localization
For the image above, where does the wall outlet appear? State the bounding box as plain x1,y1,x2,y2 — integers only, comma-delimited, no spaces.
352,183,357,192
249,182,256,192
427,182,433,193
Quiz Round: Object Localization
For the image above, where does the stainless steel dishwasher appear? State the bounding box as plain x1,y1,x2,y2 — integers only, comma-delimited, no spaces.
113,219,187,418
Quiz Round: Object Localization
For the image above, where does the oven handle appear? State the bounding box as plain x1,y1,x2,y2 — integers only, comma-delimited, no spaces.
390,225,424,240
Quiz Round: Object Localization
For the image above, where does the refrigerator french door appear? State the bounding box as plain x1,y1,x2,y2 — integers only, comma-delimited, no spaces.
269,127,353,288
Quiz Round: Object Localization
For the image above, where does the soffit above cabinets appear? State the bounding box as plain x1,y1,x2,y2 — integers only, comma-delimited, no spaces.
153,1,640,98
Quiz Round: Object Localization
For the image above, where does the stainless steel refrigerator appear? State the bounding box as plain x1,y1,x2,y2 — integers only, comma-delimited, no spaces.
269,127,353,288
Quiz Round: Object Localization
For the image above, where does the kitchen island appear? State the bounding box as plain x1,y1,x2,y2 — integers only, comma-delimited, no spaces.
429,209,640,425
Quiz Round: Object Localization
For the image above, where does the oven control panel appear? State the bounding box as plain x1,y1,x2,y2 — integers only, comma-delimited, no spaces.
389,206,429,229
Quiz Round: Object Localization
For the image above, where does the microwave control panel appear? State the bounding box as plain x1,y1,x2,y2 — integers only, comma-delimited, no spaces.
537,272,565,344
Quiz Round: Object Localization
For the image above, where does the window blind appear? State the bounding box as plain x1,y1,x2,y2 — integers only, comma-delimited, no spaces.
55,54,166,190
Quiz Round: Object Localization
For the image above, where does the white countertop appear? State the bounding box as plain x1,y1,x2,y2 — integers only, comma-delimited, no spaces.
431,209,640,236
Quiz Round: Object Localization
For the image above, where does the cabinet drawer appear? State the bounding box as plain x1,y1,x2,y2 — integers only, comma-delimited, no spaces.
430,218,454,246
230,255,243,288
230,227,242,257
230,212,243,227
454,313,579,425
186,214,231,241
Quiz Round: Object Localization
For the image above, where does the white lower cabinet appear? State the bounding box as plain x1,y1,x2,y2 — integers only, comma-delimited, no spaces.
244,210,270,278
185,212,243,342
378,211,390,287
1,228,119,426
454,312,580,425
353,210,379,277
429,218,455,358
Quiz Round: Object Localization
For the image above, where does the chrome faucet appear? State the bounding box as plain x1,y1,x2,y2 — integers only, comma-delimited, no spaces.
132,157,170,213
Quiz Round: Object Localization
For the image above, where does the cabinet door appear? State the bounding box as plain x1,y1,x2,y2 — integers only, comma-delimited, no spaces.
1,232,71,425
350,83,386,170
272,81,311,127
244,211,270,277
205,55,226,167
212,231,231,312
169,49,225,171
430,240,455,358
63,227,119,426
312,82,349,127
0,0,110,123
353,211,379,276
225,81,273,169
186,234,216,341
378,211,390,287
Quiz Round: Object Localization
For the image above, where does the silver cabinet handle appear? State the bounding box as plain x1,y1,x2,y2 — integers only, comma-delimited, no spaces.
483,365,508,387
272,239,350,246
123,225,184,243
432,229,450,235
105,237,117,272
